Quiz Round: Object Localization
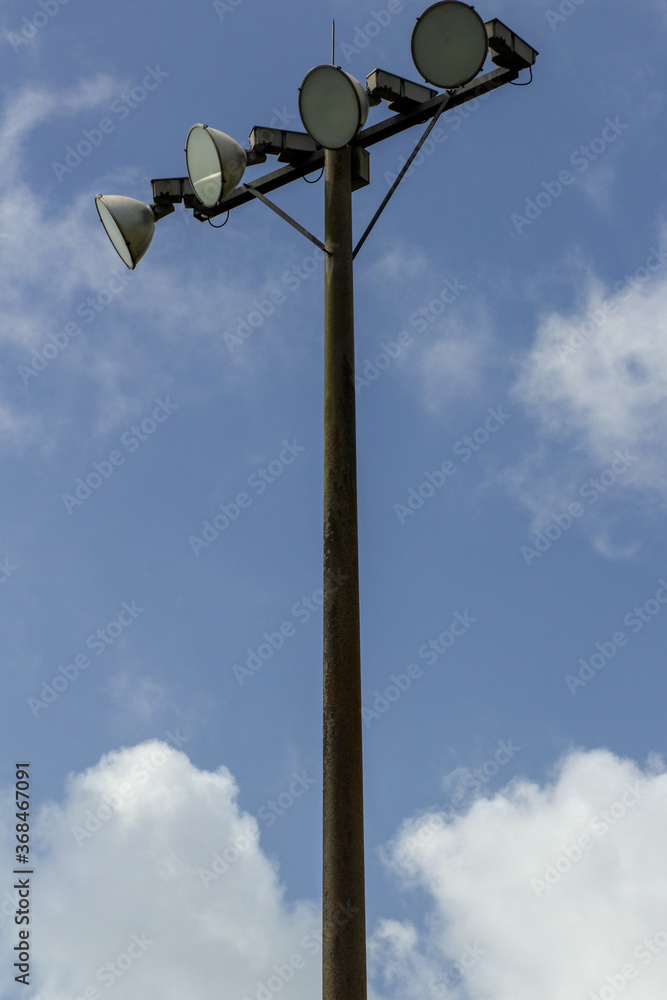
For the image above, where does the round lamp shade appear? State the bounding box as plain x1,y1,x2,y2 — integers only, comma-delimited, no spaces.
95,195,155,269
299,66,369,150
411,1,489,89
185,125,246,208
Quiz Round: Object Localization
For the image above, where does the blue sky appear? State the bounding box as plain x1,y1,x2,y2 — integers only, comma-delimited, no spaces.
2,0,667,998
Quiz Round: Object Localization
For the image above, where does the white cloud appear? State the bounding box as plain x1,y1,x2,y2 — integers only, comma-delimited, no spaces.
107,671,170,723
0,401,39,450
513,263,667,461
409,312,492,413
506,239,667,534
3,744,665,1000
0,76,120,179
2,741,321,1000
577,160,617,216
591,531,641,561
360,240,492,411
376,748,667,1000
0,77,319,449
363,240,433,286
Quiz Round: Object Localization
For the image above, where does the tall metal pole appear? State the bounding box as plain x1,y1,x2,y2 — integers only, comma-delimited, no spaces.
322,144,367,1000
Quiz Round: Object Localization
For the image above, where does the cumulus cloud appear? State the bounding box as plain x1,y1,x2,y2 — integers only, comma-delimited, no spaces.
1,741,321,1000
1,743,665,1000
376,748,667,1000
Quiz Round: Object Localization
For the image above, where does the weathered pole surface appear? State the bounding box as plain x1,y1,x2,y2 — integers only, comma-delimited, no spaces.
322,144,367,1000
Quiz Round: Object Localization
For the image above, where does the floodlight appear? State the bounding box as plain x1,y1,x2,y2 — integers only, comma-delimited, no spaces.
185,125,246,208
411,1,489,89
486,19,538,72
95,195,156,270
299,66,369,150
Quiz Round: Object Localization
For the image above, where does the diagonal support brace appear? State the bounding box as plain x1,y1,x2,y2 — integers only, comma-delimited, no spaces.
242,184,331,255
353,93,452,260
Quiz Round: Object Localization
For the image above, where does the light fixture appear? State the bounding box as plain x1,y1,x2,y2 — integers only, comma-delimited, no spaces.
184,125,246,208
91,15,538,1000
411,1,489,90
95,195,157,270
299,65,369,150
486,19,538,72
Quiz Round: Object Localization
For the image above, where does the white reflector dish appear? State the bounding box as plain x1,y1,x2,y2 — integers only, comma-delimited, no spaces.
95,195,155,270
412,1,489,89
299,66,369,150
185,125,246,208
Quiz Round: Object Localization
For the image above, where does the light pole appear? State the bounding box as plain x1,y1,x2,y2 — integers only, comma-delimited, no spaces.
322,143,366,1000
94,7,538,998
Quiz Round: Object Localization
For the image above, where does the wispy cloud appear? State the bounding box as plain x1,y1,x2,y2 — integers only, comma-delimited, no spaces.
0,76,319,449
505,234,667,538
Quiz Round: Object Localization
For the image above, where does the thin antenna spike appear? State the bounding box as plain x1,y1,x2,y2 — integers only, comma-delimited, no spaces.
332,20,335,65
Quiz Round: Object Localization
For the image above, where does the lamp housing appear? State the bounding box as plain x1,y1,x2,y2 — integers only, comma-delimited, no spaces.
185,125,247,208
366,69,437,113
486,19,538,71
95,194,159,270
411,1,489,90
299,66,369,150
